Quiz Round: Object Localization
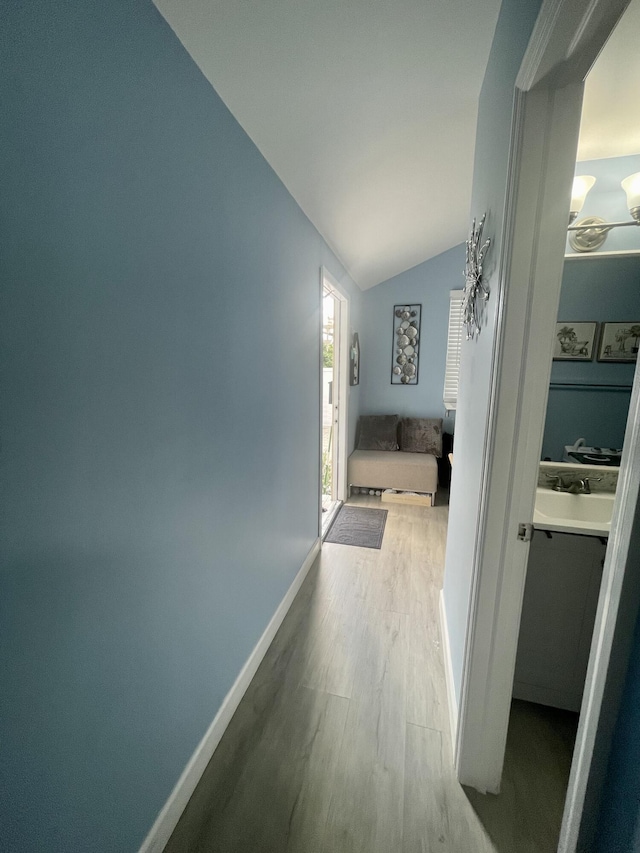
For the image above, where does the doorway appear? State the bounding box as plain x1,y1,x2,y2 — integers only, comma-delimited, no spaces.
507,253,640,848
454,2,640,851
510,45,640,841
321,269,348,536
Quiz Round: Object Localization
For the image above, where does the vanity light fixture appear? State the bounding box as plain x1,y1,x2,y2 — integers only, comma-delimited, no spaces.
568,175,596,224
568,172,640,252
622,172,640,222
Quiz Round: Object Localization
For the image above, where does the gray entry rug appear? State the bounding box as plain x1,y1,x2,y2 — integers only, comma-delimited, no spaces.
324,505,388,549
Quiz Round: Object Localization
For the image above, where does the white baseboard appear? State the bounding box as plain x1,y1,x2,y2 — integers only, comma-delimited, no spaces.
138,538,322,853
439,589,459,754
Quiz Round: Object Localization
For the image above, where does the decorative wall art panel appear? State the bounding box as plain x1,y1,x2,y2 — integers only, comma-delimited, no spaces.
391,304,421,385
350,332,360,386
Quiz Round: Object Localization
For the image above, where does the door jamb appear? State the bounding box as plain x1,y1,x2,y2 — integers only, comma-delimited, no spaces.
321,267,349,507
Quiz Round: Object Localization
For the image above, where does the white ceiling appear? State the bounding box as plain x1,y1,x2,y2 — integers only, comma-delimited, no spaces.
578,0,640,161
152,0,640,288
153,0,502,289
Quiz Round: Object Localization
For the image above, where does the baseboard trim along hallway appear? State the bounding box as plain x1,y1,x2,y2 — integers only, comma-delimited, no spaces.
439,589,459,752
138,538,322,853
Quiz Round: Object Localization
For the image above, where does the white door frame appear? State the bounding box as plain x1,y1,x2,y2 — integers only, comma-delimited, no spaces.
455,0,639,847
320,268,349,520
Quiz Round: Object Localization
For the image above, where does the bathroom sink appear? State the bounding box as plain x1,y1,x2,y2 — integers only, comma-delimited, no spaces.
533,487,614,536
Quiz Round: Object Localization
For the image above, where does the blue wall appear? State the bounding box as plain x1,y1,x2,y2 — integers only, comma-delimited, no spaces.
0,2,361,851
359,244,465,432
566,155,640,256
542,254,640,460
442,0,542,704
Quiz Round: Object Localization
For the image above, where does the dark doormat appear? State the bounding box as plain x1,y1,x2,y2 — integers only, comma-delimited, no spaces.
324,505,388,549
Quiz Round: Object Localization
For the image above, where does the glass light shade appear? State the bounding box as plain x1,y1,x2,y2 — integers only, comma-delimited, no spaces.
570,175,596,215
622,172,640,212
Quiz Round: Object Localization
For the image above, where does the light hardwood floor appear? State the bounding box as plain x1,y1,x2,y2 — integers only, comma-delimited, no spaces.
165,494,576,853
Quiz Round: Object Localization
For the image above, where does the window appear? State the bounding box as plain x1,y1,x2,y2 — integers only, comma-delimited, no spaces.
443,291,465,411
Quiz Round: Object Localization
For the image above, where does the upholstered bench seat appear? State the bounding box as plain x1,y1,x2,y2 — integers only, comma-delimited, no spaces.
347,449,438,497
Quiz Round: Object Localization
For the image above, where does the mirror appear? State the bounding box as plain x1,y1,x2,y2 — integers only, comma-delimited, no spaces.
541,252,640,462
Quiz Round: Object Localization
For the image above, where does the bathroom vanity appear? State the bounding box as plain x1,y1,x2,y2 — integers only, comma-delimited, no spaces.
513,530,605,711
513,464,617,712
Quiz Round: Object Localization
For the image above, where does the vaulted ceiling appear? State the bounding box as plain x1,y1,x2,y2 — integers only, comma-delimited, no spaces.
153,0,502,289
153,0,639,290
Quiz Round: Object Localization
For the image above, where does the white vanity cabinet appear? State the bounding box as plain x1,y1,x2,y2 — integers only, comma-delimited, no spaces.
513,530,606,712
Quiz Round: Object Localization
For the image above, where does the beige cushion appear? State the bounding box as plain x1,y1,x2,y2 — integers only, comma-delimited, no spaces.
348,449,437,494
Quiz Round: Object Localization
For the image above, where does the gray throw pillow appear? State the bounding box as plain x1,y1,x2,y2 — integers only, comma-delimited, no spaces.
357,415,399,451
400,418,443,456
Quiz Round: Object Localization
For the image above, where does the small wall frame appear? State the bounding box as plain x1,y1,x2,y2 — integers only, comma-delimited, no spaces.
597,322,640,363
553,322,597,360
391,304,421,385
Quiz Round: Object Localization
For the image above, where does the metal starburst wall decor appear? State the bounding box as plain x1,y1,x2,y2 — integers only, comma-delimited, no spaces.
463,213,491,340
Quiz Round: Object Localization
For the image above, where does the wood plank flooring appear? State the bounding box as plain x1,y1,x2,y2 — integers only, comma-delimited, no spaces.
165,494,576,853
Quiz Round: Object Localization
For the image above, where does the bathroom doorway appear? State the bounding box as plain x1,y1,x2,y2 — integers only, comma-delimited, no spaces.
507,2,640,840
507,122,640,845
452,3,640,850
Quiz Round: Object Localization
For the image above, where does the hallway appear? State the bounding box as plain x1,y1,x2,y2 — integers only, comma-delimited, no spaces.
166,496,574,852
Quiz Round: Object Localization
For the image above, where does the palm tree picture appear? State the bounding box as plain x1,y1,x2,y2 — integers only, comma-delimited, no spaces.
598,322,640,362
554,322,597,360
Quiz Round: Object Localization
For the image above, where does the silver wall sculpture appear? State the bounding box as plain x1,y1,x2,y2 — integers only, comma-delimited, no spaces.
391,304,421,385
463,213,491,340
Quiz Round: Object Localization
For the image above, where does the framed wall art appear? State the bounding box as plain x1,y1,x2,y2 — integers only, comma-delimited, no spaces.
350,332,360,386
553,322,597,361
391,304,421,385
597,322,640,363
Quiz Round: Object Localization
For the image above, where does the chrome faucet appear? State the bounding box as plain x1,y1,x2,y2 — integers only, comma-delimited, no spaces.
544,473,601,494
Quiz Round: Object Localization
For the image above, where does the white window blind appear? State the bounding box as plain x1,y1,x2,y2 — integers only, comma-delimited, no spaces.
443,291,465,411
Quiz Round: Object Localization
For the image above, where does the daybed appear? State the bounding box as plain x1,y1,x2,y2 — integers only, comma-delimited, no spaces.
348,415,442,506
